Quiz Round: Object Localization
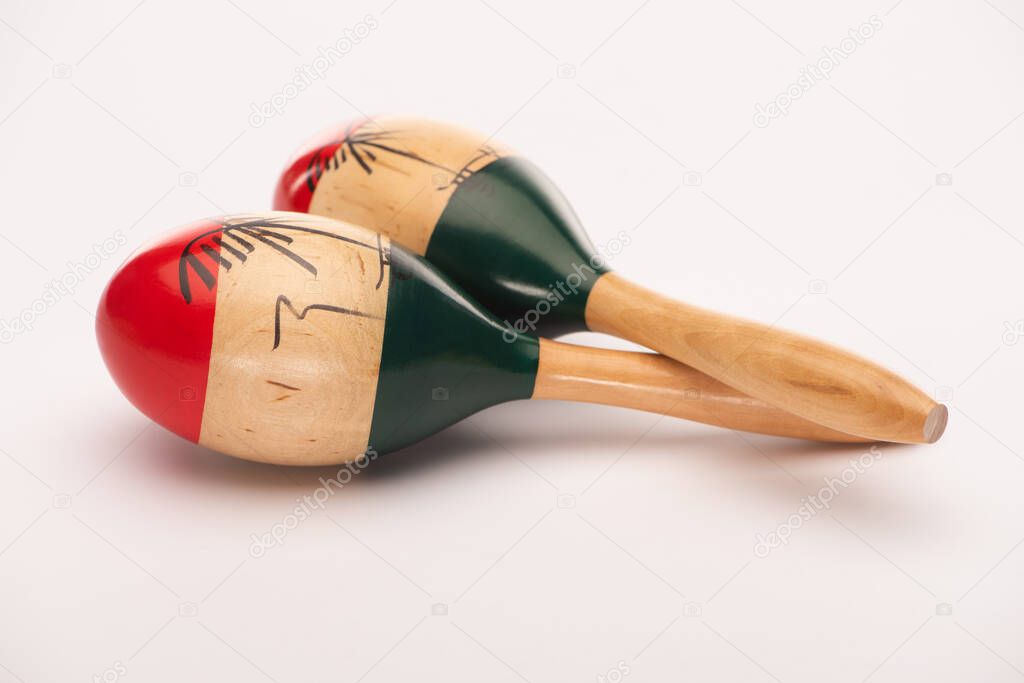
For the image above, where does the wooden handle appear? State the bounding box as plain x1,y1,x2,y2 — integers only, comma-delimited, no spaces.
532,339,870,443
584,273,946,444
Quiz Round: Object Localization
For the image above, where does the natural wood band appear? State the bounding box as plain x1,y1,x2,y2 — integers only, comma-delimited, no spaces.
307,116,509,254
532,338,870,442
199,213,391,465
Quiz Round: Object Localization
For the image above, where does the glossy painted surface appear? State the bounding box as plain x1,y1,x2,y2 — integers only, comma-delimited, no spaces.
273,117,604,337
276,116,510,254
273,122,360,216
96,219,221,442
369,244,539,453
97,213,539,462
98,214,880,464
428,156,608,337
274,118,945,445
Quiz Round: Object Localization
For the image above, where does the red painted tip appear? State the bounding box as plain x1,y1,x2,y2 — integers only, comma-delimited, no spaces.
272,119,366,214
96,219,223,443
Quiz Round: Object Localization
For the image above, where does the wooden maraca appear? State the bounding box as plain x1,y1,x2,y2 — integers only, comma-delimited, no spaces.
96,212,867,466
274,116,946,445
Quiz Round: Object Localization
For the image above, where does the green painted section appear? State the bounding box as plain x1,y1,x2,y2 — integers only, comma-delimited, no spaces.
427,156,609,339
369,244,540,455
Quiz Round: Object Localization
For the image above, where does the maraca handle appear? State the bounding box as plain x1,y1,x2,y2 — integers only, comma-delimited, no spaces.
585,273,946,444
532,339,869,443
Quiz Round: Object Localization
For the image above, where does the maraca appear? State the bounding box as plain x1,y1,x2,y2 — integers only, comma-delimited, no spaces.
274,116,946,444
97,212,865,466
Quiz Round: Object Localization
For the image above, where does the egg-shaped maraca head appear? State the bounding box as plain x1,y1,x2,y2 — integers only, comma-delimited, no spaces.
274,116,609,337
97,212,539,465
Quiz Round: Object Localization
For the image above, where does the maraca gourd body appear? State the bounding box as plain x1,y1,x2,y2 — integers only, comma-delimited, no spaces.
97,212,863,466
275,117,946,445
275,118,598,337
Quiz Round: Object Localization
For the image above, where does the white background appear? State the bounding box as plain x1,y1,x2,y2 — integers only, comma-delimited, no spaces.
1,0,1023,681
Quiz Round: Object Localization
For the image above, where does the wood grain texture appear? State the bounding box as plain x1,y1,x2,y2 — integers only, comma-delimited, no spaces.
585,273,946,444
307,116,510,254
199,213,390,465
532,339,870,442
